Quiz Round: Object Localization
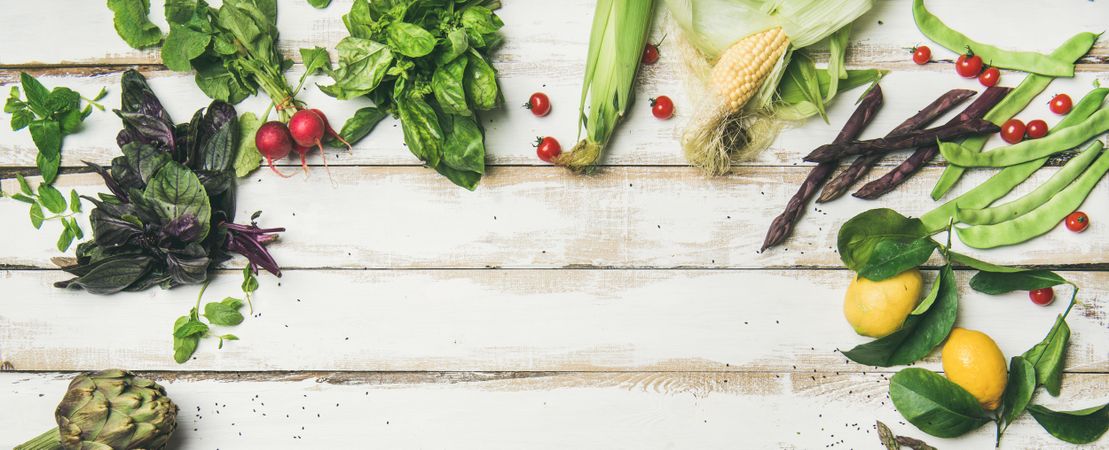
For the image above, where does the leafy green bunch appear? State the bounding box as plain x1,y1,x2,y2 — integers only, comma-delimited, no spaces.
5,73,104,184
838,208,1107,446
317,0,505,190
7,174,84,252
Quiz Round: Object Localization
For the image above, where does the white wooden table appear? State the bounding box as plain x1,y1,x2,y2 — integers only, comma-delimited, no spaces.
1,1,1106,448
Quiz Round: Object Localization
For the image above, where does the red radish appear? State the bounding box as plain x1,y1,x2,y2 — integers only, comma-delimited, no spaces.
255,121,295,178
310,108,352,151
288,109,333,178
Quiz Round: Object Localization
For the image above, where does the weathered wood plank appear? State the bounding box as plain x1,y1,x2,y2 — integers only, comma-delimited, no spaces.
1,0,1105,67
0,66,1105,169
1,269,1104,372
3,166,1108,269
1,371,1104,448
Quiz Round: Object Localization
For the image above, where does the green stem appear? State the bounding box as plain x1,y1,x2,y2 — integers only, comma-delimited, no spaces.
15,427,63,450
994,415,1003,448
195,280,210,312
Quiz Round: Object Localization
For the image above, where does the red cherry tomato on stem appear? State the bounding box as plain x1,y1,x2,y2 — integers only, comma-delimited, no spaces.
978,67,1000,87
1029,288,1055,306
651,96,674,120
643,43,660,65
955,53,983,78
1025,119,1048,139
1065,211,1089,233
1049,94,1073,115
535,136,561,163
1000,119,1026,144
912,46,931,65
525,93,551,117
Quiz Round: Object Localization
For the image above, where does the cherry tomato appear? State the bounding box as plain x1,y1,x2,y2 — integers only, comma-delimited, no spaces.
912,45,931,65
1065,211,1090,233
643,43,660,65
955,53,983,78
1025,119,1048,139
1029,288,1055,306
525,93,551,117
535,136,561,163
1000,119,1026,144
1049,94,1073,115
978,67,1000,87
651,96,674,120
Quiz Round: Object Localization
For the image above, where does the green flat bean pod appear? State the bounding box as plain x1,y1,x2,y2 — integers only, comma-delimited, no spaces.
929,32,1100,199
920,87,1109,232
940,108,1109,167
913,0,1088,77
955,147,1109,249
956,141,1103,225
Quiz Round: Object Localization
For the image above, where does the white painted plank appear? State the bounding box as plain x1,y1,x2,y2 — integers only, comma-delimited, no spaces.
1,269,1104,372
0,371,1104,449
3,166,1109,269
1,0,1105,67
1,69,1105,168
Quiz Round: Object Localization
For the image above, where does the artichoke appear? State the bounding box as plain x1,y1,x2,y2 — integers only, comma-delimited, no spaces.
17,369,178,450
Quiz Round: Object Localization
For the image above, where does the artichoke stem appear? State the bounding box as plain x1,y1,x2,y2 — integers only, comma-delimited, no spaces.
15,428,63,450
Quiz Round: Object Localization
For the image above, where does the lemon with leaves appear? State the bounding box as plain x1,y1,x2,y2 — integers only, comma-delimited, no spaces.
843,269,923,338
942,328,1008,411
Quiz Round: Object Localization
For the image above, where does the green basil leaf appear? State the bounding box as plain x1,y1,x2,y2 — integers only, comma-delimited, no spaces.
386,22,436,58
143,160,212,241
69,189,82,213
318,37,394,100
889,368,991,438
1022,314,1070,396
174,316,210,338
241,266,259,294
172,316,201,363
20,73,51,116
432,56,470,116
434,164,482,191
56,225,75,252
858,238,936,281
16,173,33,196
29,202,45,229
336,107,387,146
465,51,500,111
306,0,332,8
970,270,1068,295
204,297,245,326
107,0,164,49
397,93,444,168
842,264,957,367
461,6,503,36
1001,356,1036,428
948,251,1025,273
1027,403,1109,444
837,209,929,271
37,183,67,214
234,112,263,177
442,114,485,174
163,24,211,72
438,29,470,65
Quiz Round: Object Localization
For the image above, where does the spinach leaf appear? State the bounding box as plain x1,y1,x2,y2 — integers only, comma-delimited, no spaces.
204,297,245,326
1000,356,1036,430
837,209,929,272
386,22,437,57
433,56,471,116
319,37,394,100
300,47,332,75
1022,314,1070,396
969,270,1068,295
889,368,991,438
858,237,936,281
842,264,957,366
143,161,212,241
107,0,163,49
336,107,387,145
1027,403,1109,444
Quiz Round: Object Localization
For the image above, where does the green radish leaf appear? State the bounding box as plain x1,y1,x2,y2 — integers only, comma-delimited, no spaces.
838,209,929,272
1027,403,1109,444
29,202,45,229
889,368,991,438
858,237,936,281
37,183,67,214
162,24,211,72
970,270,1068,295
233,112,263,178
107,0,163,49
203,297,245,326
16,173,33,196
1022,314,1070,396
1001,356,1036,428
842,264,957,367
69,189,81,212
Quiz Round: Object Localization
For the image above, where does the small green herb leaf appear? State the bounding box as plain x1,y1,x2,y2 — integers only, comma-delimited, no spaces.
970,270,1068,295
69,189,82,213
56,225,75,252
172,315,201,364
204,297,245,326
241,267,259,294
890,368,991,438
29,202,45,229
16,174,33,196
37,183,67,214
173,316,210,338
11,193,35,204
1027,403,1109,444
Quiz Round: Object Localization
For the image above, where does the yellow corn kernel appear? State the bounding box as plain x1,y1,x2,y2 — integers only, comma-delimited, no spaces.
710,27,790,111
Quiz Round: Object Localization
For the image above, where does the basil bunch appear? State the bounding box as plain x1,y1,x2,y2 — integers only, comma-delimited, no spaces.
319,0,505,190
839,208,1108,446
55,70,284,295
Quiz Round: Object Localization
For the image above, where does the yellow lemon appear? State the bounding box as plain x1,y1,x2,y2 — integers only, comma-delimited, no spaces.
942,328,1008,411
843,269,923,338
